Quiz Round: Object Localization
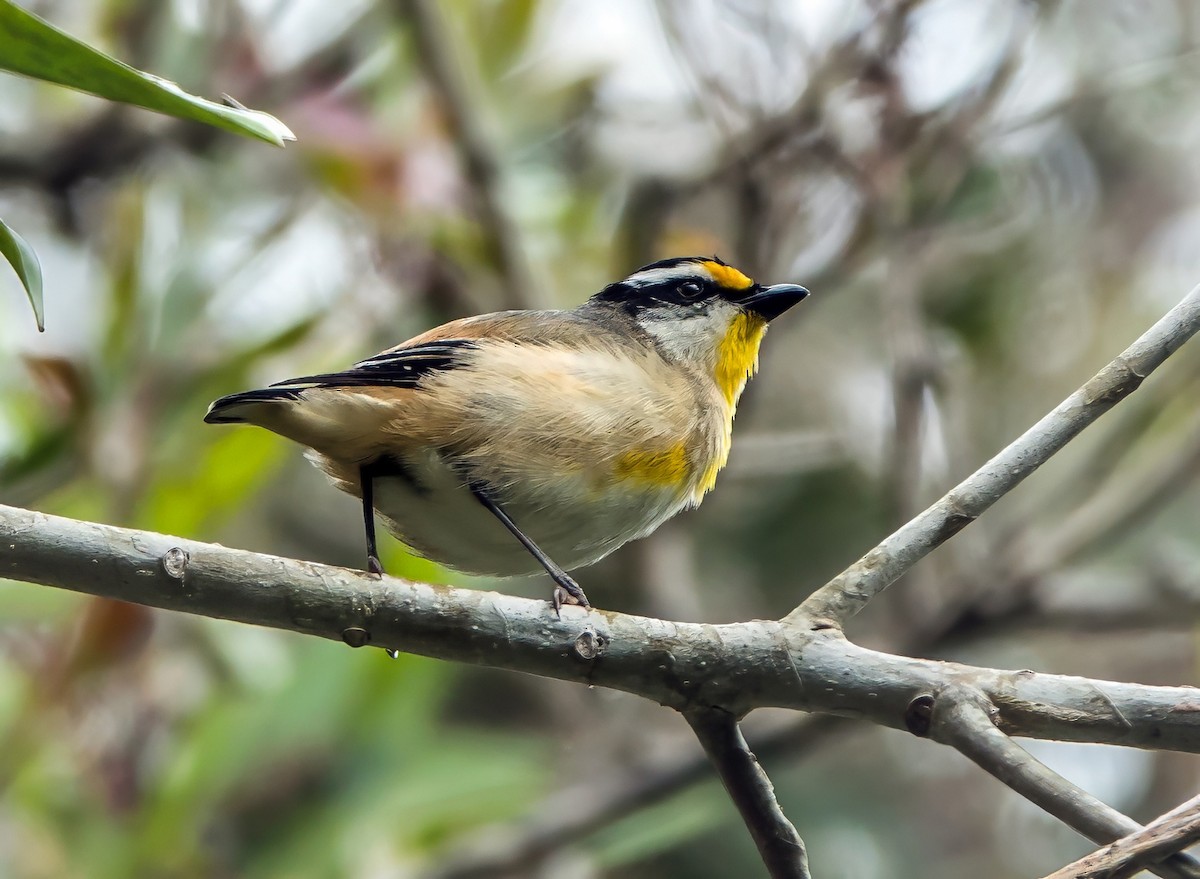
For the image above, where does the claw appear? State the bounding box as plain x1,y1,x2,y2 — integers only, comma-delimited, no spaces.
552,575,589,615
367,555,384,578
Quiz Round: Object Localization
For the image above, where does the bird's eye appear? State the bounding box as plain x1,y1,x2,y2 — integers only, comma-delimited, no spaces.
678,281,704,300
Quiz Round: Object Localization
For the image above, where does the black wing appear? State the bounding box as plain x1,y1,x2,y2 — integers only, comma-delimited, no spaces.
205,340,477,424
270,340,478,390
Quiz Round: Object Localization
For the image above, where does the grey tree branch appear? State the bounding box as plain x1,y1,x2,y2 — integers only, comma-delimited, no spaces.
1043,794,1200,879
930,693,1200,879
795,281,1200,626
396,0,541,311
685,709,810,879
3,503,1200,752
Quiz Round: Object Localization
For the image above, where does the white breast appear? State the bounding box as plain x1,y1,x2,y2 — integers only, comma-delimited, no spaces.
371,447,692,576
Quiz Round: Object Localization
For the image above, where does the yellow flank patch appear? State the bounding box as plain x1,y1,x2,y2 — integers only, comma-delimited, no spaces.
614,443,691,487
701,260,754,290
715,312,767,405
697,440,729,497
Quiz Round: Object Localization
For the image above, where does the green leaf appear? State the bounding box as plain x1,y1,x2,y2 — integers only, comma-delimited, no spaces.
0,0,294,147
0,217,43,331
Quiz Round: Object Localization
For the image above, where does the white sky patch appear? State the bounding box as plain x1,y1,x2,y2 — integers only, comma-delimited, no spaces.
530,1,715,176
761,0,867,51
1139,205,1200,313
169,0,207,32
239,0,374,72
900,0,1018,113
988,30,1074,147
204,200,357,346
531,0,688,105
1021,739,1155,811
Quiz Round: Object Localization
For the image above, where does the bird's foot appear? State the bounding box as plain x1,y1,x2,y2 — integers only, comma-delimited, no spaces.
551,574,590,617
367,555,384,578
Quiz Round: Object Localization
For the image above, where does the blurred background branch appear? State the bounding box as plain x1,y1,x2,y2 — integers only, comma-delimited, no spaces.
394,0,541,310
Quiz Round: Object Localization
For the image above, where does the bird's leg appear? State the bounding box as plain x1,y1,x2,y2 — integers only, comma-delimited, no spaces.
359,462,384,577
469,483,590,614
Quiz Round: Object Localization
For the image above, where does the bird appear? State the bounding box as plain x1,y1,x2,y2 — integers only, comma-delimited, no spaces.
204,256,809,612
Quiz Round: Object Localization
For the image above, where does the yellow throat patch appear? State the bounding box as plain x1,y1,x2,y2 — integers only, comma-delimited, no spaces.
715,312,767,406
696,311,767,499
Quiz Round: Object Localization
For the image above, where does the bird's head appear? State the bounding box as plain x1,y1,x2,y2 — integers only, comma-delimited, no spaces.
588,256,809,404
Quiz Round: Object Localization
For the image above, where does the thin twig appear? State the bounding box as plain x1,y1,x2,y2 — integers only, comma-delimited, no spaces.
795,281,1200,626
1043,794,1200,879
396,0,540,310
685,709,810,879
932,693,1200,879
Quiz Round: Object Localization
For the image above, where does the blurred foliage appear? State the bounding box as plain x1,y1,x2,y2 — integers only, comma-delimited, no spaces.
0,0,291,332
3,1,1200,877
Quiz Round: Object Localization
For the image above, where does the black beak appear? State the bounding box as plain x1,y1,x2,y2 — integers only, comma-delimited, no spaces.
738,283,810,321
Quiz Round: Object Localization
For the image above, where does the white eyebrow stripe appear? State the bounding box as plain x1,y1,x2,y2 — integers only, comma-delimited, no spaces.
624,264,713,287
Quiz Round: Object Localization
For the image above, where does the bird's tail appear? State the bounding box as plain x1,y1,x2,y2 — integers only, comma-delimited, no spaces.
203,388,304,424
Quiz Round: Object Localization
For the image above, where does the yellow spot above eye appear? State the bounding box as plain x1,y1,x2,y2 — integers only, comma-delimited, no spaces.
715,312,767,405
701,261,754,290
614,443,691,487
